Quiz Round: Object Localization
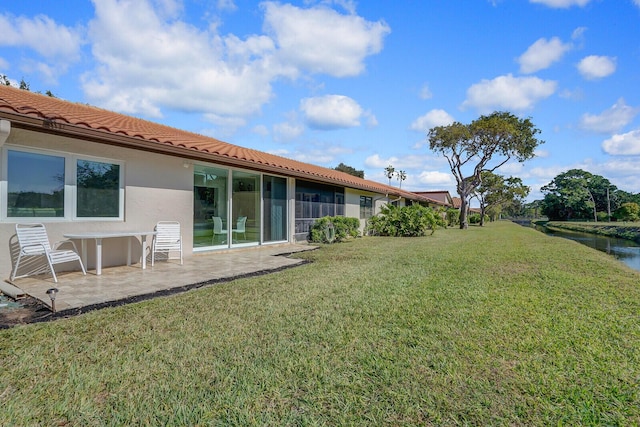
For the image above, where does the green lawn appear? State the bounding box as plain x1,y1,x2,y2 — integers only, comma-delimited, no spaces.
1,221,639,425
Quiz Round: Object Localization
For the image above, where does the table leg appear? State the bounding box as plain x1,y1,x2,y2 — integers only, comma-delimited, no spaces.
141,235,147,270
95,238,103,275
80,239,87,267
127,237,132,266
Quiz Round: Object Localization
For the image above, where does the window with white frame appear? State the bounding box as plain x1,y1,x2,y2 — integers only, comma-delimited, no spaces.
4,147,123,219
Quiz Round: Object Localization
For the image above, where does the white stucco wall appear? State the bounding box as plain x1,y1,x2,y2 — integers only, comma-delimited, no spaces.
1,127,193,278
344,188,394,233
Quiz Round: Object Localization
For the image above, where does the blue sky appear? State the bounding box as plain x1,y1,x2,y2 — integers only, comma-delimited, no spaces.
1,0,639,202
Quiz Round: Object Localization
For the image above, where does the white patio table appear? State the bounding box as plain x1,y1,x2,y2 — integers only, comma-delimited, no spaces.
63,231,157,275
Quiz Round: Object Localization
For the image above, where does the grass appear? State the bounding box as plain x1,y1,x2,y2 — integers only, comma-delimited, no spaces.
1,221,639,425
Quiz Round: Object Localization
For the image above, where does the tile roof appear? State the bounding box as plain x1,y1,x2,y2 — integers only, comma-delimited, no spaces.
0,85,430,201
413,191,453,206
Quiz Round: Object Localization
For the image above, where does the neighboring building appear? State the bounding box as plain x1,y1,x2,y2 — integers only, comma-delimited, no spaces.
0,86,436,278
413,191,454,208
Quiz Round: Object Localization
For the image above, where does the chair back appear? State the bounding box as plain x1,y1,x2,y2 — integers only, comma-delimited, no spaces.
236,216,247,232
155,221,181,244
212,217,224,233
16,223,52,254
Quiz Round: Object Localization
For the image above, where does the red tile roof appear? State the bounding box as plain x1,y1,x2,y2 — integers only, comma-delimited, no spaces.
0,85,431,201
413,191,453,206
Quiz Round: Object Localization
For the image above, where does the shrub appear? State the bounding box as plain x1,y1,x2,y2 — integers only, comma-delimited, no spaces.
309,216,361,243
366,204,443,237
445,208,459,227
613,202,640,222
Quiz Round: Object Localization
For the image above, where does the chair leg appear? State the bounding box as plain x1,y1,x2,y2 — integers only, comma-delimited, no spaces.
46,255,58,283
10,255,22,281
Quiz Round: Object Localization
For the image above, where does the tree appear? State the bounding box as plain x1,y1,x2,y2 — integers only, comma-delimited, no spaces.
384,165,395,186
428,111,542,229
474,171,529,226
334,162,364,178
614,202,640,222
396,170,406,189
541,169,618,221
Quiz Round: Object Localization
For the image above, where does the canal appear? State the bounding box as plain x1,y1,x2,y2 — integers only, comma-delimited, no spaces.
535,225,640,272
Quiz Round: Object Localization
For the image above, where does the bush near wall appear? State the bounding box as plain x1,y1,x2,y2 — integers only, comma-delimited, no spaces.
366,204,444,237
309,216,361,243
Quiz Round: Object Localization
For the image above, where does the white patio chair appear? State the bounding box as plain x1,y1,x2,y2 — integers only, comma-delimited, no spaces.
10,223,86,283
151,221,183,266
212,216,228,245
232,216,247,241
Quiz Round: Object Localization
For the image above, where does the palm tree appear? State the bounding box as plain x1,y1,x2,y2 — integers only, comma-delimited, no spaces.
396,170,406,189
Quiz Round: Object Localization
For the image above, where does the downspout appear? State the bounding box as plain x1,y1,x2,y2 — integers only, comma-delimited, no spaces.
0,119,10,147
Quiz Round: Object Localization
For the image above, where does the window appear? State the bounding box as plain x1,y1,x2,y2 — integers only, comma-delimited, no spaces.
76,160,120,217
4,147,123,219
360,196,373,219
7,150,65,217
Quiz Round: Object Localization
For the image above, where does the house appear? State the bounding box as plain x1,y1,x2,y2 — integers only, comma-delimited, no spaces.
0,85,437,279
413,191,454,208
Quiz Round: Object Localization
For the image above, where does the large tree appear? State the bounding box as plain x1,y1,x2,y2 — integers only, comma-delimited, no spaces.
334,162,364,178
474,171,529,226
428,111,542,229
541,169,619,221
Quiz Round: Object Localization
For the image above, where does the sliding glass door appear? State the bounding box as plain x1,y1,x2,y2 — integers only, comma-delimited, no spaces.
193,165,228,248
193,167,288,249
231,170,260,246
263,175,287,242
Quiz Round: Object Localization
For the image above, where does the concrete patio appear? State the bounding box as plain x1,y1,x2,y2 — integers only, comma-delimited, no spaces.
4,243,316,314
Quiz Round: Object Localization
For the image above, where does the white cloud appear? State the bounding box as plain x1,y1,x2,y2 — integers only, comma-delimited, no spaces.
0,14,82,59
216,0,237,12
534,149,550,158
518,37,572,73
300,95,363,129
83,0,278,118
273,120,305,141
577,55,616,80
410,109,455,132
572,26,587,41
82,0,387,125
365,154,399,169
580,98,639,133
635,0,640,8
364,153,431,170
251,124,269,136
602,130,640,155
417,170,453,186
274,143,352,165
419,84,432,100
529,0,592,7
262,1,390,78
0,13,83,81
461,74,557,113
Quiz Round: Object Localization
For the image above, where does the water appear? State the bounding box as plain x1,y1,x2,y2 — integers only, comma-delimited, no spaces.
535,225,640,272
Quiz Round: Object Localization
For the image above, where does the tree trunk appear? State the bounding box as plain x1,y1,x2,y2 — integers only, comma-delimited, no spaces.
459,196,469,229
479,205,486,226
